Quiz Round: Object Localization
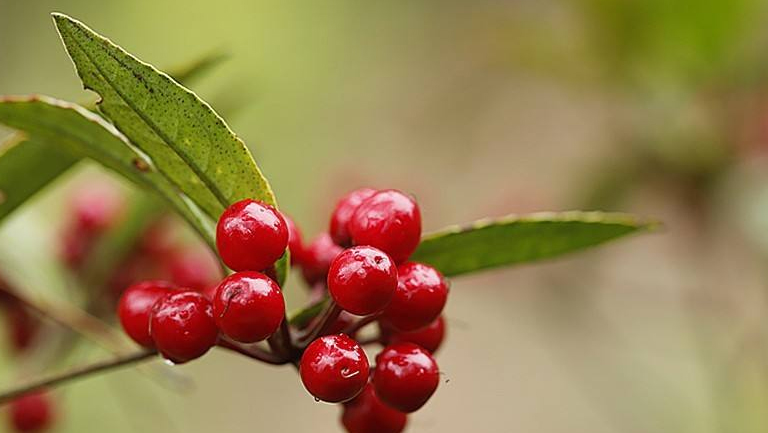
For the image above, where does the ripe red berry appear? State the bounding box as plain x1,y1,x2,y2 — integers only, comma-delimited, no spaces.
213,271,285,343
118,280,177,348
381,262,448,332
9,391,53,432
301,233,344,286
281,213,306,265
373,343,439,413
150,291,219,363
216,199,288,272
348,190,421,263
328,246,397,316
300,334,369,403
167,248,222,291
330,188,377,247
341,383,407,433
381,315,445,354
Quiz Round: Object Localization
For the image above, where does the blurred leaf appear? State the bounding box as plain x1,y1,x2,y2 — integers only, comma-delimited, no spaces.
0,133,78,221
53,14,288,283
411,211,659,277
0,96,215,247
168,50,228,84
288,298,329,328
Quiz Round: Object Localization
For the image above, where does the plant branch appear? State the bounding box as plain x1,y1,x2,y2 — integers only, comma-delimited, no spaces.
299,301,342,346
0,349,156,405
217,339,287,365
342,313,381,336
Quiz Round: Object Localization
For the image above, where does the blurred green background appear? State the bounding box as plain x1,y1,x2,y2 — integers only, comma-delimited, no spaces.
4,0,768,432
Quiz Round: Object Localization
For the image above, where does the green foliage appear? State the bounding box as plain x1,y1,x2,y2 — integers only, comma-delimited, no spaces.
411,211,658,277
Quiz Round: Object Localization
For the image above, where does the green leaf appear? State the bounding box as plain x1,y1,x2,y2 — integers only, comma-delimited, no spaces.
0,50,229,224
0,133,79,220
52,13,288,284
0,95,215,247
288,298,329,328
410,211,659,277
52,13,276,216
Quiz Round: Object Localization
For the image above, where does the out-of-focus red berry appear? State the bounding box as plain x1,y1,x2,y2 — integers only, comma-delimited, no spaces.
329,188,377,247
9,391,54,432
301,233,343,286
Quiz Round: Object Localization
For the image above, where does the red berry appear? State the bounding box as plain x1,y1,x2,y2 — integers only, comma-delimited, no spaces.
216,199,288,272
301,233,343,286
373,343,439,413
300,334,369,403
70,186,123,233
150,291,219,363
117,280,177,348
59,229,92,269
381,262,448,332
348,190,421,263
330,188,377,247
328,246,397,316
168,248,222,291
282,213,306,265
9,391,53,432
213,271,285,343
381,316,445,354
341,384,407,433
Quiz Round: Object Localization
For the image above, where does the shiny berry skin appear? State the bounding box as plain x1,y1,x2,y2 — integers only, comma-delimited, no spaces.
149,291,219,363
213,271,285,343
9,391,53,432
301,233,344,286
381,262,448,332
300,334,369,403
282,213,306,265
118,280,177,348
330,188,377,247
348,190,421,263
341,384,407,433
215,199,288,272
381,315,445,354
328,246,397,316
373,343,439,413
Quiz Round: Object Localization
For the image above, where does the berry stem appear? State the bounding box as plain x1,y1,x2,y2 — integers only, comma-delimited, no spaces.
300,301,342,346
217,339,288,365
342,313,381,336
0,349,156,405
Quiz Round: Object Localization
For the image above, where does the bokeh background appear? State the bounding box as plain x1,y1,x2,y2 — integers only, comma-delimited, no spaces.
3,0,768,432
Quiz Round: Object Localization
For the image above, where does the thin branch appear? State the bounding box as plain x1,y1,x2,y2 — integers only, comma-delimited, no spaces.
299,301,342,346
0,349,156,405
217,339,287,365
0,285,128,353
342,313,381,336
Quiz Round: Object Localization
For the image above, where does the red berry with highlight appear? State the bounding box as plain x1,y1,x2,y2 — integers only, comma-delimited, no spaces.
373,343,440,413
330,188,377,247
300,334,369,403
150,291,218,363
9,391,53,432
341,384,407,433
301,233,343,286
213,271,285,343
118,280,177,348
381,262,448,332
348,189,421,264
381,315,445,354
328,246,397,316
216,199,288,271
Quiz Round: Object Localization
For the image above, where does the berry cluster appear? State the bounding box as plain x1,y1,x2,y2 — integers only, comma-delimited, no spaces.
115,188,448,432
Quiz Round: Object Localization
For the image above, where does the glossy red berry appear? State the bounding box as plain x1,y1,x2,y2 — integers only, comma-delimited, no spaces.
149,291,219,363
348,190,421,263
341,383,407,433
381,315,445,354
301,233,344,286
328,246,397,316
216,199,288,272
117,280,177,348
213,271,285,343
300,334,369,403
330,188,377,247
373,343,439,413
281,213,306,265
381,262,448,332
9,391,53,432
